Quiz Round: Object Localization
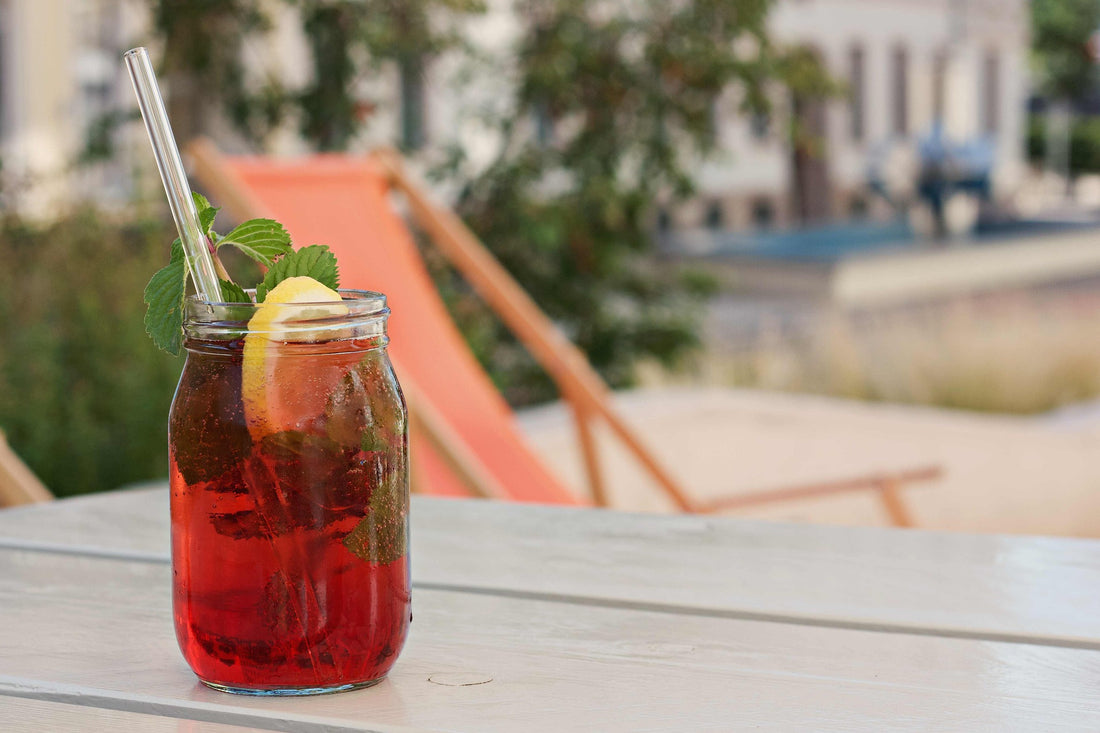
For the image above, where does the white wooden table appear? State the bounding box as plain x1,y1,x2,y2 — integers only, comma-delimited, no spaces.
1,486,1099,731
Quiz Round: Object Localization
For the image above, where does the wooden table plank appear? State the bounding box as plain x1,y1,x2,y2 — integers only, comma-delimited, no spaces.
0,547,1098,732
0,696,277,733
2,486,1099,649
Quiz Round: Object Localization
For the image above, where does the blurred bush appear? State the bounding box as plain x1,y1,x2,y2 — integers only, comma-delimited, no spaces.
1026,114,1100,174
434,2,835,405
642,298,1100,415
0,209,182,496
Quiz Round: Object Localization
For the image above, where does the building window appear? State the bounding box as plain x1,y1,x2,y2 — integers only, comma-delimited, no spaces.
0,5,7,140
656,207,671,233
750,112,770,140
708,98,720,143
932,50,947,123
400,57,426,151
533,99,553,146
751,198,775,230
848,45,865,141
849,195,869,220
981,51,999,135
891,45,909,136
705,201,724,230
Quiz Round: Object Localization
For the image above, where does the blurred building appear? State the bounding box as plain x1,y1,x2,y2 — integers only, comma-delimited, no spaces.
0,0,1028,228
0,1,136,212
682,0,1030,233
0,0,152,214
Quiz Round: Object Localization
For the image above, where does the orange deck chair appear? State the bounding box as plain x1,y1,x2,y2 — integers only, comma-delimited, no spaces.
190,140,691,508
189,140,939,521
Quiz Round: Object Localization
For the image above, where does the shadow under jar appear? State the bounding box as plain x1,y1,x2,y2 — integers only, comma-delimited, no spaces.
169,290,410,695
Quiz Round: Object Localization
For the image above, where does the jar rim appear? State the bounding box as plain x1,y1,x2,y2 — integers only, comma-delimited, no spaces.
185,289,386,316
183,289,389,340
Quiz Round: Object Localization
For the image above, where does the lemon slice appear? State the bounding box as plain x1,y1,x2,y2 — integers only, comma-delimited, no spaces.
242,276,346,439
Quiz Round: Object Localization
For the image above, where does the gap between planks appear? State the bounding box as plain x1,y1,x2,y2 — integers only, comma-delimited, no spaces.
1,539,1096,653
0,683,428,733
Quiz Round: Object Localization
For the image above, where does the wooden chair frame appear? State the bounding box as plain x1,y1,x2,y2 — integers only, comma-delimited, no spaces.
0,430,53,507
188,139,939,524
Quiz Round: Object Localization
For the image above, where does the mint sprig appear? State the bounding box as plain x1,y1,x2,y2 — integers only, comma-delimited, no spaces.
343,463,408,564
144,239,189,356
144,190,344,355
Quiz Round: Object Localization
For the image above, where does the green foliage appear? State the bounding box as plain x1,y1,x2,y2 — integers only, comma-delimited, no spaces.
219,279,251,303
151,0,277,143
143,238,188,355
295,0,485,150
138,0,485,150
437,0,833,404
255,245,340,302
0,210,183,496
296,2,362,151
1026,115,1100,173
131,0,832,410
143,192,294,354
1032,0,1100,101
216,218,293,267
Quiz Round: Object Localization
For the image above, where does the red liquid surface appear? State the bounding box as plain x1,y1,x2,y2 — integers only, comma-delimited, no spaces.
169,342,410,691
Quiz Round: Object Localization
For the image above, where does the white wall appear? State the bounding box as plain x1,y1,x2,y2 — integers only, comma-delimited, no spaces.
1,0,79,214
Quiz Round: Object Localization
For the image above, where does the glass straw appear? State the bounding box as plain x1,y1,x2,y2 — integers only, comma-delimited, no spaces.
124,47,221,301
126,47,324,682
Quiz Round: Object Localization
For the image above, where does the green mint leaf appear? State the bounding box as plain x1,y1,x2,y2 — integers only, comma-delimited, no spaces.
216,218,293,267
219,279,251,303
143,239,188,356
360,430,386,453
169,363,252,486
192,192,219,235
255,244,339,302
199,207,219,235
343,459,408,565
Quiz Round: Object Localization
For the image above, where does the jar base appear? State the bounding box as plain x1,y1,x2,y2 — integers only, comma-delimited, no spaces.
200,675,386,697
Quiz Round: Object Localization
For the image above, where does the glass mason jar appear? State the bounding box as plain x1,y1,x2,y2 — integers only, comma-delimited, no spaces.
169,290,410,696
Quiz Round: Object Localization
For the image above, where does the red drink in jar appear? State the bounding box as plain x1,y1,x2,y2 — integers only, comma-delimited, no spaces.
169,288,409,695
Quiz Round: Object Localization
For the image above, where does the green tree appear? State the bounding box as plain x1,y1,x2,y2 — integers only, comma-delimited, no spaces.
438,0,834,403
0,211,183,496
131,0,831,409
1032,0,1100,102
295,0,484,151
143,0,483,150
151,0,277,144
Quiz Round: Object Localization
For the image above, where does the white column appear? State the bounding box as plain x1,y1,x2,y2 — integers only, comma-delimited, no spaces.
942,46,978,141
5,0,78,214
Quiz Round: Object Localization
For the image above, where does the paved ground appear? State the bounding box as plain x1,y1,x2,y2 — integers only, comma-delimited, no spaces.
516,387,1100,539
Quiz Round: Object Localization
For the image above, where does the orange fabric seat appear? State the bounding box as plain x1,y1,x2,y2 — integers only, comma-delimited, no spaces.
212,154,581,505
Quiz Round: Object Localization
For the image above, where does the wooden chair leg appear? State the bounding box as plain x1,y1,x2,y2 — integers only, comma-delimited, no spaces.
376,151,695,511
570,402,608,507
0,431,52,507
877,476,914,528
594,406,694,512
403,375,510,501
695,466,940,520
